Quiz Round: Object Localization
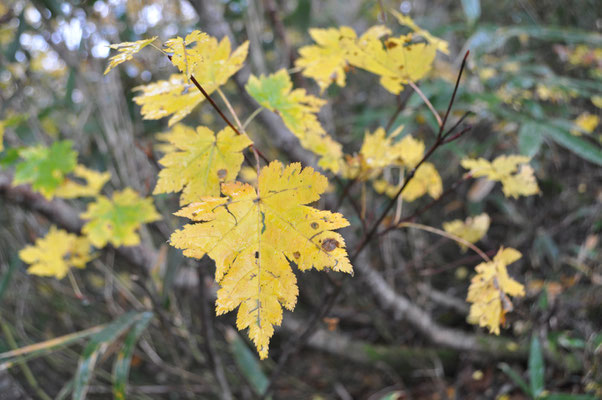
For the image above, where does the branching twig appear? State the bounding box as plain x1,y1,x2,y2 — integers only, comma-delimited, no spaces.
408,81,442,126
263,51,472,397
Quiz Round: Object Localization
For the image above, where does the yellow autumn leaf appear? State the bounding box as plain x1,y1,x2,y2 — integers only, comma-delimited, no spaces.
164,31,209,78
295,25,390,92
167,32,249,86
81,188,161,248
591,95,602,108
133,74,203,127
443,213,490,251
356,127,423,178
359,127,403,173
246,69,343,172
55,165,111,199
467,247,525,335
461,155,539,199
19,226,92,279
104,36,157,75
570,112,599,136
390,10,449,55
154,124,252,204
170,161,352,359
397,134,425,168
134,35,249,126
402,162,443,201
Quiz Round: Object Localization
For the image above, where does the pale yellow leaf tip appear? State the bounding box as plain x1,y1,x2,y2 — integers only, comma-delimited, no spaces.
104,36,157,75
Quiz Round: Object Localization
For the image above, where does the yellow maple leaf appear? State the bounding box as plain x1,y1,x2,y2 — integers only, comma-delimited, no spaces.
443,213,490,251
134,35,249,126
154,124,252,204
467,247,525,335
461,155,539,199
401,162,442,201
19,226,92,279
167,32,249,86
390,10,449,55
133,74,204,127
170,161,352,359
55,165,111,199
246,69,343,172
397,134,425,168
592,95,602,108
81,188,161,248
363,36,438,95
104,36,157,75
570,112,599,136
164,31,209,78
295,25,390,92
355,127,423,178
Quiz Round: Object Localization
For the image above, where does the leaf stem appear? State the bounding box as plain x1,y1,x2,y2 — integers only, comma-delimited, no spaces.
408,80,442,127
242,107,264,130
395,222,491,262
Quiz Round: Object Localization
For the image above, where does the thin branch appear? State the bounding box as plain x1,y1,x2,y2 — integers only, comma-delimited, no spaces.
438,51,469,140
264,51,472,395
394,222,491,262
242,107,264,130
408,81,442,127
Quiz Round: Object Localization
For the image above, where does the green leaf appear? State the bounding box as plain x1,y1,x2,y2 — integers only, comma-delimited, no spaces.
543,124,602,166
529,335,545,398
227,329,269,396
461,0,481,23
519,122,543,158
112,312,153,400
495,109,602,166
543,394,598,400
499,362,531,397
0,148,21,168
81,188,160,248
14,140,77,199
72,311,148,400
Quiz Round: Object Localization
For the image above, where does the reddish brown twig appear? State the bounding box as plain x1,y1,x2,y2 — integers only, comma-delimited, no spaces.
263,50,472,398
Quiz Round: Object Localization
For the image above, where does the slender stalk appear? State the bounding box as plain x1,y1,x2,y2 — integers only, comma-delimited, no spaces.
264,51,472,397
216,87,264,173
242,107,263,130
408,81,442,127
395,222,491,262
0,318,58,400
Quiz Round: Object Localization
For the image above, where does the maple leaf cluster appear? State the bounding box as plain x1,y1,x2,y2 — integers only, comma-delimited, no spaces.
10,8,544,361
13,139,159,279
295,12,448,94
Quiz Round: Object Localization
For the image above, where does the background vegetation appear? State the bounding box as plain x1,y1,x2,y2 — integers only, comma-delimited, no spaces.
0,0,600,398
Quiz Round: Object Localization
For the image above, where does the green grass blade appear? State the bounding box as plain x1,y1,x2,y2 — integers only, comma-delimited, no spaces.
542,124,602,166
529,335,545,398
518,122,544,158
0,255,19,303
0,326,104,364
499,362,532,397
112,311,153,400
72,311,146,400
543,394,598,400
227,328,269,396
